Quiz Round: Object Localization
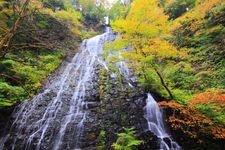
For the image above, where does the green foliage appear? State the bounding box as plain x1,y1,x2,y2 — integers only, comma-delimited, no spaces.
13,51,63,92
206,3,225,27
0,0,14,37
164,62,196,90
37,0,83,36
78,0,107,23
103,38,128,59
112,128,143,150
0,59,15,71
109,1,130,20
80,30,98,40
46,8,82,35
178,23,225,91
164,0,196,19
172,89,193,104
58,11,81,31
0,0,7,7
0,50,64,106
138,68,162,92
0,81,26,106
36,20,49,29
97,130,107,150
167,0,225,102
0,0,83,106
197,104,225,125
42,0,65,10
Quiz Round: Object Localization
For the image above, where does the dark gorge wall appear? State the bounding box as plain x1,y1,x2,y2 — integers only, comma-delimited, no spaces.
79,66,159,150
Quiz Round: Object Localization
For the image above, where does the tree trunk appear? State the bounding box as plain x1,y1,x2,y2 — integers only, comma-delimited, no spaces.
0,0,30,55
138,48,173,100
153,67,174,100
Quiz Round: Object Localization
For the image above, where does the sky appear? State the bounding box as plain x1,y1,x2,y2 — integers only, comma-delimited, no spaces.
108,0,129,6
108,0,117,4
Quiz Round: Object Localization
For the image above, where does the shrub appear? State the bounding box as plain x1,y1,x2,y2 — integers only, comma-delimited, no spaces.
112,128,143,150
159,101,225,141
189,89,225,125
0,81,26,106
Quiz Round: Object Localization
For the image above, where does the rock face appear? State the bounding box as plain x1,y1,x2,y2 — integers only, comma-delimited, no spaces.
79,66,159,150
0,28,158,150
0,107,14,136
0,65,158,150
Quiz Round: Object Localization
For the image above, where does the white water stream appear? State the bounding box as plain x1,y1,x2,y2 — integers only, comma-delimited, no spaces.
110,36,181,150
0,27,114,150
0,27,180,150
144,94,181,150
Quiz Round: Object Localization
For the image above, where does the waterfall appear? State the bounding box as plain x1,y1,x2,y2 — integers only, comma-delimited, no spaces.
117,58,181,149
112,44,181,150
0,27,115,150
104,16,110,25
0,27,180,150
144,94,181,150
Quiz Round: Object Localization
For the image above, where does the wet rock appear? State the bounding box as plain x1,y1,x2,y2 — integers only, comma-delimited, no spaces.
86,102,98,109
0,30,156,150
138,131,159,150
163,137,172,148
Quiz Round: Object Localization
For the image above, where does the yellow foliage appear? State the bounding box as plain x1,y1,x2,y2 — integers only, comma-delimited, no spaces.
174,0,224,31
42,8,82,35
112,0,171,38
106,37,129,51
122,51,145,61
30,0,43,9
109,0,184,80
141,39,182,58
0,0,7,7
0,6,12,36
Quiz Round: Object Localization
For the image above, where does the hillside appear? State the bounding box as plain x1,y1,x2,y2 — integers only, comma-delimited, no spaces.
0,0,224,150
107,0,225,149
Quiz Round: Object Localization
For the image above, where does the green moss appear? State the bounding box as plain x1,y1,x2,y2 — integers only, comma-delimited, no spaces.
0,101,14,107
0,50,64,106
172,89,193,104
0,81,26,106
36,20,49,29
81,30,99,40
197,104,225,125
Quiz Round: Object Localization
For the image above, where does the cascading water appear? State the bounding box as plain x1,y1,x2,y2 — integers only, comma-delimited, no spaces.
144,94,181,150
0,27,115,150
0,26,180,150
117,61,181,149
111,45,181,150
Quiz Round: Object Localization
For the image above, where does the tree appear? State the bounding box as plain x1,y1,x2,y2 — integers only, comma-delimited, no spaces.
78,0,107,23
109,1,130,21
164,0,196,19
111,0,183,99
0,0,30,58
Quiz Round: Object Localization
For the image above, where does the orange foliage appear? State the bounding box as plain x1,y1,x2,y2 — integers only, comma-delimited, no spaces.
210,126,225,139
159,101,225,140
30,0,43,9
189,89,225,106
